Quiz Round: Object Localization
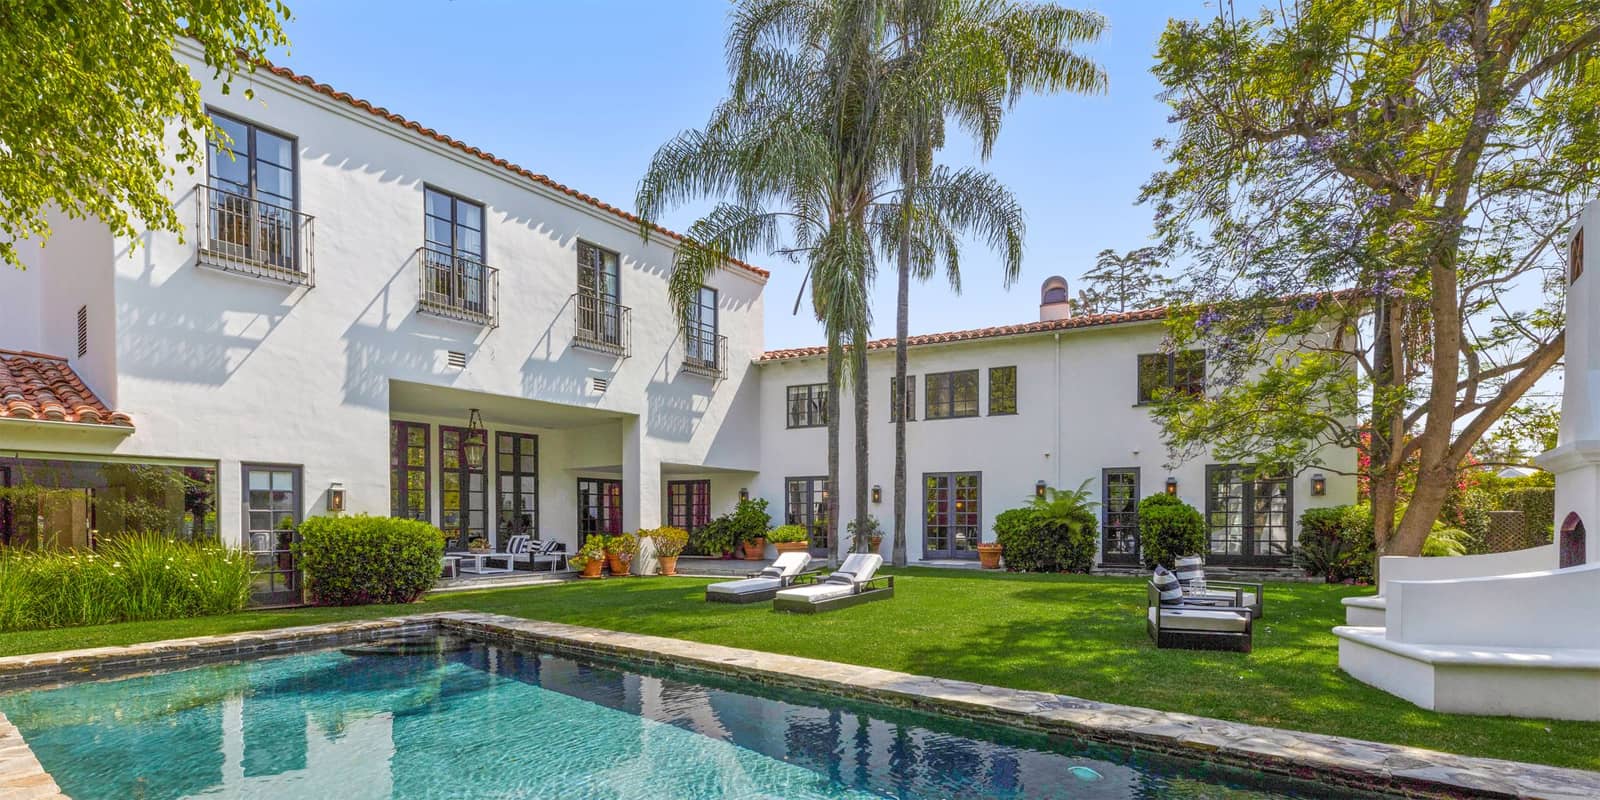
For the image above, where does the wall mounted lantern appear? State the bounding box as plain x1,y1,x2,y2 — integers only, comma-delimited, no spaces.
1035,480,1048,498
1311,473,1327,497
871,485,882,504
463,408,488,470
1165,477,1178,496
739,487,750,501
327,482,347,513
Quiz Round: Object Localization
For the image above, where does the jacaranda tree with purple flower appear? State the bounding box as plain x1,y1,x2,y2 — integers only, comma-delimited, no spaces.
1141,1,1600,558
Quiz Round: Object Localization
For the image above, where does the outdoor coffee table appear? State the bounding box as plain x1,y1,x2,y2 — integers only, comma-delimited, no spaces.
448,551,513,575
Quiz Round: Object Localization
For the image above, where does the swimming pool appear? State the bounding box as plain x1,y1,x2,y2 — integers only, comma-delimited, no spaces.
0,636,1384,799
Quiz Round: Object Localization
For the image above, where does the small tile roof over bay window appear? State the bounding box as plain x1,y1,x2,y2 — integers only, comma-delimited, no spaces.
0,350,131,426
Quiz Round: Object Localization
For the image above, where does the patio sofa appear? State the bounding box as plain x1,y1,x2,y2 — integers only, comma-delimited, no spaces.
772,553,892,614
487,535,567,573
704,552,813,603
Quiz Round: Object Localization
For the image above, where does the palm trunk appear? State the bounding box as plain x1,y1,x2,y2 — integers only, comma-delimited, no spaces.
892,138,916,568
853,323,870,553
826,338,843,567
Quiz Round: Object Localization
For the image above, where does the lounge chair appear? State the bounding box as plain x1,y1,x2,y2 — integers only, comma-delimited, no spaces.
1174,555,1264,618
1146,579,1252,652
705,552,813,603
772,553,892,614
487,535,567,573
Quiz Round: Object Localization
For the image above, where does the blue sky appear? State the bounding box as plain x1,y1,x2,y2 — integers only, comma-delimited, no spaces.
269,1,1199,350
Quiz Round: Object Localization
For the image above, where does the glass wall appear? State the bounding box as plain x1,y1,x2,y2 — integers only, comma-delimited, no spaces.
0,457,218,550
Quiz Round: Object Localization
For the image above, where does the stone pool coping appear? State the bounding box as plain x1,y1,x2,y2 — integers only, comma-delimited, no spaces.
0,611,1593,800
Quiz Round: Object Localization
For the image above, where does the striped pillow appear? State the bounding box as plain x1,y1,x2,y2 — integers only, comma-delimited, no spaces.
1152,566,1184,605
1174,556,1205,587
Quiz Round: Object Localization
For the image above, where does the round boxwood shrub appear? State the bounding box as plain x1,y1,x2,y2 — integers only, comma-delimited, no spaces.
1138,494,1205,570
294,514,445,605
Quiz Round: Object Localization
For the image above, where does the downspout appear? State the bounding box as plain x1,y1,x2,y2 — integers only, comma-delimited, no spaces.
1054,333,1063,490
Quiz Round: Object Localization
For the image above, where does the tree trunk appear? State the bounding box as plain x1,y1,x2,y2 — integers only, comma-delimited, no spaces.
826,339,842,567
1368,296,1402,565
853,326,870,553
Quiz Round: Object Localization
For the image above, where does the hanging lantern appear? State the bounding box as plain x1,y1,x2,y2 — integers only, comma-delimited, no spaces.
464,408,488,470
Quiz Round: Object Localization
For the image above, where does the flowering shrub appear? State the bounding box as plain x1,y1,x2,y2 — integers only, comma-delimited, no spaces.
0,534,253,631
295,515,444,605
638,526,689,558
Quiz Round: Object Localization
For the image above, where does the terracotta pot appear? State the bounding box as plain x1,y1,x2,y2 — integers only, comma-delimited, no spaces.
659,555,679,576
607,553,627,574
773,541,809,554
976,542,1004,570
579,560,604,579
869,535,883,553
743,538,767,560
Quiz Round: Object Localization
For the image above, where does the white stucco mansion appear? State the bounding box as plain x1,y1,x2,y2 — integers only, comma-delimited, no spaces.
0,44,1354,602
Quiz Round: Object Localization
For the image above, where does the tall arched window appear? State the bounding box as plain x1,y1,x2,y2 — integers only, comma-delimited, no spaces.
1560,512,1586,568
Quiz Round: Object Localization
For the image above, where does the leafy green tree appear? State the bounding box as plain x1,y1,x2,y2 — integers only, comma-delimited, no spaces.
1477,401,1561,467
1141,1,1598,557
0,2,291,269
880,0,1105,565
1078,246,1170,313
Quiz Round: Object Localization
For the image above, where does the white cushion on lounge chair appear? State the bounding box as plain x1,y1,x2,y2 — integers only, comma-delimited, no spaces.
707,577,784,597
774,553,882,605
773,581,856,604
706,552,813,598
1148,606,1250,634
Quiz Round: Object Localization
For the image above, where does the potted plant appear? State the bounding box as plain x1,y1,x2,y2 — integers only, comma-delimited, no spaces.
976,541,1004,569
766,524,810,554
646,526,689,576
467,536,490,554
848,516,882,554
731,497,772,559
741,532,767,560
571,539,606,579
609,532,639,576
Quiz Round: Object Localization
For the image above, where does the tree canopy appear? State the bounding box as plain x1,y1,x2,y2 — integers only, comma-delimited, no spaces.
0,1,291,269
1077,246,1170,314
1142,0,1600,555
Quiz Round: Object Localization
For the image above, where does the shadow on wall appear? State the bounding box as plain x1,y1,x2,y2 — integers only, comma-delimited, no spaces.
340,249,486,409
646,375,712,442
702,370,761,469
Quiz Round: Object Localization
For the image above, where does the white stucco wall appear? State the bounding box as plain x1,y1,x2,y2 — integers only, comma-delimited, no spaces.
753,321,1357,562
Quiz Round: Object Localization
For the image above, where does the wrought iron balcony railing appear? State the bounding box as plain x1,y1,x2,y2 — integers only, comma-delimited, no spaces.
572,293,631,357
681,330,728,379
195,185,315,285
417,246,499,326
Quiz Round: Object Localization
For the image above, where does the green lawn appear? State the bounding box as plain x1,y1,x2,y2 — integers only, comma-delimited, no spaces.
0,568,1594,771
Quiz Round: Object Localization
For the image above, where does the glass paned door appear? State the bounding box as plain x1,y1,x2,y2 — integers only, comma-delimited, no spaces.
244,465,300,606
785,476,830,555
1101,468,1141,564
497,433,539,545
1205,464,1293,565
207,112,299,271
577,242,622,345
685,287,718,368
667,480,711,532
923,472,981,559
577,478,622,545
390,421,430,521
441,426,488,551
423,187,487,314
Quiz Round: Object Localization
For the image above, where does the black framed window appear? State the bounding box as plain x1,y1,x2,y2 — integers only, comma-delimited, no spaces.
439,426,489,551
686,286,719,367
1101,468,1140,564
890,375,916,423
924,472,981,558
1573,228,1585,284
1137,350,1205,403
577,241,622,344
785,476,829,554
389,421,430,521
988,366,1017,415
422,188,487,314
1205,464,1293,564
925,370,979,419
667,480,712,532
496,433,539,545
786,383,829,428
577,478,622,544
206,111,299,271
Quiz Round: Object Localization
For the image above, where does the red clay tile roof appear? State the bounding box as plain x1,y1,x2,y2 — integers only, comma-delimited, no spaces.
0,350,131,427
759,307,1170,361
252,60,770,281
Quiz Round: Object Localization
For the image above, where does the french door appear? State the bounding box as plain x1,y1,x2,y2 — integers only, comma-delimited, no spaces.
577,478,622,545
785,476,830,556
1205,464,1293,566
1101,468,1141,565
440,426,488,551
244,465,301,606
923,472,981,559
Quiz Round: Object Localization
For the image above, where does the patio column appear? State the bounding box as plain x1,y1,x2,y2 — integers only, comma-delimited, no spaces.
622,416,662,575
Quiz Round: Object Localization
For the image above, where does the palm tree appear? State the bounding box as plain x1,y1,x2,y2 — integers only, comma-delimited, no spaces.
880,0,1107,566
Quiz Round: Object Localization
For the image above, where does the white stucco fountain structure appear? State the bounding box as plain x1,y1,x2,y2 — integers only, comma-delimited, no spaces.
1333,199,1600,721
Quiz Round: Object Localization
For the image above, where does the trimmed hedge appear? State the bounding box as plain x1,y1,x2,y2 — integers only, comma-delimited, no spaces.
1294,505,1374,582
992,503,1097,574
294,515,444,605
1138,494,1206,570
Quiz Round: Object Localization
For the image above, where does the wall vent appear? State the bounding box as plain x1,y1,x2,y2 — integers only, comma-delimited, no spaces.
76,305,88,357
446,350,467,369
590,377,610,394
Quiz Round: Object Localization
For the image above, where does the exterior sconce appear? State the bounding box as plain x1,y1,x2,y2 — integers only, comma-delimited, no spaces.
1165,477,1178,496
463,408,487,470
739,487,749,501
1311,473,1327,496
1035,480,1047,498
327,482,346,513
871,485,882,504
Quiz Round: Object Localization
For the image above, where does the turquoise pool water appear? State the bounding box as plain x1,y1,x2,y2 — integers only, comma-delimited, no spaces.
0,638,1382,799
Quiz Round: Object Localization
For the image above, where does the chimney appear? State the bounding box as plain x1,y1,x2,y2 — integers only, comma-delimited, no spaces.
1039,276,1071,321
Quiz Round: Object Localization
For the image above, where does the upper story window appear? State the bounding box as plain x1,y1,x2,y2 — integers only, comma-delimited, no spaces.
1137,350,1206,403
418,188,496,324
683,286,724,377
577,241,621,303
787,383,829,428
200,111,312,281
988,366,1017,415
574,242,629,354
890,375,916,423
925,370,979,420
1573,228,1585,284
